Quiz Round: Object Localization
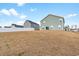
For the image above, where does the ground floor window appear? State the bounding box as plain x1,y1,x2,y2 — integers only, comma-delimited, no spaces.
58,25,61,29
50,26,54,29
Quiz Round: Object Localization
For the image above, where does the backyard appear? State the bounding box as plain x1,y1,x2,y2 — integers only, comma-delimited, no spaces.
0,30,79,56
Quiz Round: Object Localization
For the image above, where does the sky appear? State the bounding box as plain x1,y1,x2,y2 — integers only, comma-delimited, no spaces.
0,3,79,27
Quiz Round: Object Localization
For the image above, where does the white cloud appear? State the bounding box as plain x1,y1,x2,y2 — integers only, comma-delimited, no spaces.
16,20,25,25
0,8,28,22
0,8,19,16
30,8,37,12
17,3,25,6
9,8,27,19
66,13,78,18
0,9,11,16
20,15,27,19
9,8,19,16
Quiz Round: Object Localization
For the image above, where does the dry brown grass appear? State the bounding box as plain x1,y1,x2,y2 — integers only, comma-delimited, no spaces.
0,30,79,56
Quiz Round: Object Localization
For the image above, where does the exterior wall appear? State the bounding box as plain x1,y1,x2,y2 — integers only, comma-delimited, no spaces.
24,22,31,28
40,15,64,30
11,25,16,28
11,24,24,28
4,26,11,28
0,26,2,28
24,20,39,30
31,23,39,30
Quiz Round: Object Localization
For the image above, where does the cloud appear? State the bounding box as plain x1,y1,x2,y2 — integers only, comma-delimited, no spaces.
9,8,27,19
66,13,78,18
0,8,19,16
17,3,25,6
30,8,37,12
9,8,19,16
16,20,25,25
0,8,28,22
20,15,27,19
0,9,11,16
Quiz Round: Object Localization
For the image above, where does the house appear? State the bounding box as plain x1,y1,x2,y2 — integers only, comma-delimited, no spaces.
0,26,2,28
64,25,70,31
4,26,11,28
11,24,24,28
70,25,79,32
40,14,65,30
24,20,39,30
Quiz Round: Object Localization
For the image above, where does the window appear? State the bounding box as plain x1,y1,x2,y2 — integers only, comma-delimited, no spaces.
50,26,53,28
59,19,62,22
58,25,61,29
50,26,54,29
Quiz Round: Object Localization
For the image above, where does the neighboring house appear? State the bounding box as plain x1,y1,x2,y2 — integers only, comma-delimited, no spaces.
40,14,65,30
64,25,70,31
0,26,2,28
24,20,39,30
70,25,79,32
4,26,11,28
11,24,24,28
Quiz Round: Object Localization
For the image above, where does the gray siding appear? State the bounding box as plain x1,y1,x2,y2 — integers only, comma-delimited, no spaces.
24,20,39,30
40,14,64,30
24,21,31,28
31,23,39,30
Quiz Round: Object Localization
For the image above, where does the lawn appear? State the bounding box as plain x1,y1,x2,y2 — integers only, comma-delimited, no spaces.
0,30,79,56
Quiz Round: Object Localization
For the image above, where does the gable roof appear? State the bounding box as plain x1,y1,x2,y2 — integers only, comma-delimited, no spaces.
12,24,24,28
41,14,64,22
25,20,39,25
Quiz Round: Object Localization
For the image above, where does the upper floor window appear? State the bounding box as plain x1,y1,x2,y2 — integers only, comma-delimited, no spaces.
59,19,62,22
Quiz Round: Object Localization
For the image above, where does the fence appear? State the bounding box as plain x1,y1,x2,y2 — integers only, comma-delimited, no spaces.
0,28,34,32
